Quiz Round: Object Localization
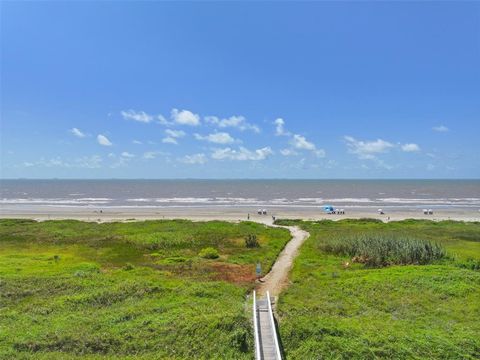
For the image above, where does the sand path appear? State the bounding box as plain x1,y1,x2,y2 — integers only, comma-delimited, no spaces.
256,223,310,298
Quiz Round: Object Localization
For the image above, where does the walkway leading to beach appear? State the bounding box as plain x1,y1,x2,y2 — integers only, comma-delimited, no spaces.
252,223,310,359
256,224,310,298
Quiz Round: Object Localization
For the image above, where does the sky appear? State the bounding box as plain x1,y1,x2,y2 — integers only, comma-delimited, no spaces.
1,1,479,179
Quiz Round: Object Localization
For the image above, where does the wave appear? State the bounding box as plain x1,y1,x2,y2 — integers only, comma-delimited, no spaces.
1,196,479,207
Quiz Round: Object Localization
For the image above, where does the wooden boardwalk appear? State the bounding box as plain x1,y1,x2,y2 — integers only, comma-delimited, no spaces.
253,291,282,360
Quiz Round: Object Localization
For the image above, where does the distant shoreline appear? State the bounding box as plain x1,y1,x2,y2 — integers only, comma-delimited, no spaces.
1,205,478,223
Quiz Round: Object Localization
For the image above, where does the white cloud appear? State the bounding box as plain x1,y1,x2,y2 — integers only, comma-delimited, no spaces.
161,125,186,144
289,134,326,158
121,110,154,123
280,148,298,156
433,125,449,132
194,132,235,144
121,152,135,158
132,140,143,145
162,137,178,145
211,146,273,161
274,118,289,136
181,153,208,165
97,134,112,146
171,108,200,126
157,114,173,126
70,127,86,138
401,143,421,152
142,151,168,160
205,115,260,133
344,136,393,159
165,129,186,138
290,134,315,151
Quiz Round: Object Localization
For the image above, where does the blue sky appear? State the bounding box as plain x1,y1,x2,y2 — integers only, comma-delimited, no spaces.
1,1,479,179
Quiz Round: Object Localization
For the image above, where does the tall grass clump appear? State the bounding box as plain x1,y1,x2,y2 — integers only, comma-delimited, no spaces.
245,234,260,248
321,234,447,267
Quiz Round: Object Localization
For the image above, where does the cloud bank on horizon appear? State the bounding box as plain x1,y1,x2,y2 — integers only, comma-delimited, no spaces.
1,1,478,178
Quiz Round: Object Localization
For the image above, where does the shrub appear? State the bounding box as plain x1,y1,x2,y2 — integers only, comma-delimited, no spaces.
245,234,260,248
198,247,219,259
123,263,135,271
321,234,447,267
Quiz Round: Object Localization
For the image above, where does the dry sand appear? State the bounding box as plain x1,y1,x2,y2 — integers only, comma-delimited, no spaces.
256,225,310,297
1,205,478,223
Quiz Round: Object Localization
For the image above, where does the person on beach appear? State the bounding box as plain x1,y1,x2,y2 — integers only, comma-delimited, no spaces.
247,213,250,220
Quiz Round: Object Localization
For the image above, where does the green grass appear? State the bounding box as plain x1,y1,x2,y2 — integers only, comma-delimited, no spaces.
321,234,447,267
0,219,291,359
275,219,480,359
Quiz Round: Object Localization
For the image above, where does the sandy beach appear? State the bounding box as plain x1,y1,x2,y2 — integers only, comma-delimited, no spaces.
1,205,478,223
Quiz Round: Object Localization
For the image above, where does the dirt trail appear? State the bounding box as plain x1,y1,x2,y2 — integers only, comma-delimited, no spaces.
256,223,310,298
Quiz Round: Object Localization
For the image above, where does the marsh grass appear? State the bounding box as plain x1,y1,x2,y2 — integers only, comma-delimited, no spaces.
0,219,291,359
322,234,447,267
276,219,480,359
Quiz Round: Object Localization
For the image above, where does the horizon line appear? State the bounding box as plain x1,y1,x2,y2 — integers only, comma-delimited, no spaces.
1,178,479,181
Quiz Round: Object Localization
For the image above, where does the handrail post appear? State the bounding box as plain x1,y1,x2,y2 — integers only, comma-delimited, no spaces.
253,291,262,360
266,291,282,360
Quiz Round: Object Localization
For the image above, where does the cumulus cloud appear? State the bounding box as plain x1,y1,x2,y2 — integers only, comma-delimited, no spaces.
132,140,143,145
181,153,208,165
211,146,273,161
274,118,289,136
401,143,421,152
165,129,186,138
121,110,154,123
194,132,235,144
289,134,326,158
290,134,315,150
344,136,393,159
161,129,186,145
171,108,200,126
433,125,449,132
97,134,112,146
275,119,325,157
70,127,86,138
205,115,260,133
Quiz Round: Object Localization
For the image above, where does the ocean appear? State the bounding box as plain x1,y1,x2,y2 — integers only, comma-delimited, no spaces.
1,179,479,210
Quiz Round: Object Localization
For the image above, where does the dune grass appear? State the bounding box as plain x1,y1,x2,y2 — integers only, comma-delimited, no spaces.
275,219,480,359
321,233,447,267
0,219,291,359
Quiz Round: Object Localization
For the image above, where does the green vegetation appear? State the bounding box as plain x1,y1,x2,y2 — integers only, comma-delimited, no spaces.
198,247,220,259
245,234,260,248
0,219,291,359
322,234,446,267
275,219,480,359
